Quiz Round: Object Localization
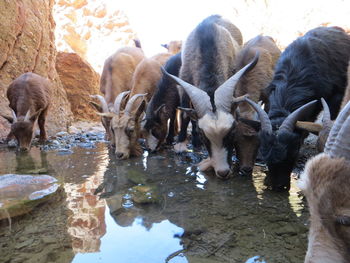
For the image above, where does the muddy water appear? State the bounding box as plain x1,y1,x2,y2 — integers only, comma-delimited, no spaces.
0,142,309,263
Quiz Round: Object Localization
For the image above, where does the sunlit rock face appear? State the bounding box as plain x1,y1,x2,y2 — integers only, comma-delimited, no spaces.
0,0,73,139
54,0,138,72
64,174,106,253
56,52,100,121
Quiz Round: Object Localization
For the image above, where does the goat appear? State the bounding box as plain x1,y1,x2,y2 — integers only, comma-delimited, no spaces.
128,53,172,102
162,15,259,179
98,93,146,159
233,35,281,176
297,61,350,152
142,52,182,152
100,53,172,158
161,40,182,55
298,100,350,263
1,73,51,151
244,26,350,190
90,46,144,141
173,14,243,155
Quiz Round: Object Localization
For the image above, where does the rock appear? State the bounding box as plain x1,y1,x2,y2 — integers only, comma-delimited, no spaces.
0,0,73,141
56,131,69,137
0,174,59,220
55,52,100,121
130,185,159,204
127,170,147,185
54,1,138,72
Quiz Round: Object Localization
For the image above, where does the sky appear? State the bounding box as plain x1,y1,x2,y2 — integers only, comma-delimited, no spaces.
105,0,350,57
106,0,238,56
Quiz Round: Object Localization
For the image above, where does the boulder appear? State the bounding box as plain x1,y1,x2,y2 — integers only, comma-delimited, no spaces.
56,52,100,121
0,0,73,140
0,174,59,220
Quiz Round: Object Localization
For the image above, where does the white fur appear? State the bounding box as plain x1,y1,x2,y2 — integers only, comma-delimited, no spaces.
298,153,327,192
174,141,188,153
147,133,159,151
198,111,234,174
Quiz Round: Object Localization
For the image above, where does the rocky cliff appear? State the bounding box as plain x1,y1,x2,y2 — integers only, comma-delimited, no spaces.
0,0,73,139
56,52,100,121
54,0,138,72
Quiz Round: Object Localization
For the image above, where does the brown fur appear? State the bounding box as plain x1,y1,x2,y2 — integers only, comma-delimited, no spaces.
2,72,51,151
233,35,281,174
162,40,182,54
299,154,350,262
111,54,171,157
129,53,172,104
100,47,145,107
97,47,144,140
107,97,146,159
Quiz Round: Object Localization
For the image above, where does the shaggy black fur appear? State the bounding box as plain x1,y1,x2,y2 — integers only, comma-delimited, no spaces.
262,26,350,190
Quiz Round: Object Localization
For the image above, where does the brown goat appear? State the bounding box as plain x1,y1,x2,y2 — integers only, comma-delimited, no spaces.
98,93,146,159
296,61,350,152
298,100,350,263
103,53,172,159
161,40,182,55
1,73,51,151
233,35,281,176
90,46,144,140
129,53,172,102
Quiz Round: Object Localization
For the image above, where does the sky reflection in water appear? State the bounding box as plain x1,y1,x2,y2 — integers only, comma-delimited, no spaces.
72,207,186,263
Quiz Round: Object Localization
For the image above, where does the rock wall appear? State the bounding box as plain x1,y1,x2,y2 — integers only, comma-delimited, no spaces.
0,0,73,139
54,0,138,72
56,52,100,121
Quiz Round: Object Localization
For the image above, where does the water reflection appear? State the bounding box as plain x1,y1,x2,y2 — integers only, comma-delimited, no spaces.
0,143,309,263
73,209,185,263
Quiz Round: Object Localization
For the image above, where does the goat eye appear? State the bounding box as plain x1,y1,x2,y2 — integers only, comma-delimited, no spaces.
336,216,350,226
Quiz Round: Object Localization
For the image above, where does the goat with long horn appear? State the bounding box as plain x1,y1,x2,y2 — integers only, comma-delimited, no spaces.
241,26,350,190
163,50,259,179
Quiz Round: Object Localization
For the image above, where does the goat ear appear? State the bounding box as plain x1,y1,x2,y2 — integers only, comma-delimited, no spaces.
296,121,322,135
89,101,103,113
239,118,261,132
1,115,14,124
178,107,198,121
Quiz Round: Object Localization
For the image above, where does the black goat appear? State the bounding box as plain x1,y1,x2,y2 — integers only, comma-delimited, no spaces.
142,52,182,151
245,26,350,190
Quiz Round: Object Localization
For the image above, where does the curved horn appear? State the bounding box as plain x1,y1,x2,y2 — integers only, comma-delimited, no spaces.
113,91,130,115
244,97,272,134
90,95,109,113
329,113,350,159
161,67,212,118
325,100,350,154
215,51,259,113
321,98,332,127
11,110,17,123
125,93,147,115
279,100,318,133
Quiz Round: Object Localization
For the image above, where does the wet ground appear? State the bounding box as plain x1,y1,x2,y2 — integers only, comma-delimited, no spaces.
0,131,314,263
